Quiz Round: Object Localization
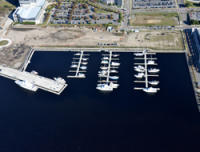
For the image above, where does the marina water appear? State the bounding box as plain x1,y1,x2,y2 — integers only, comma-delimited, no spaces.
0,51,200,152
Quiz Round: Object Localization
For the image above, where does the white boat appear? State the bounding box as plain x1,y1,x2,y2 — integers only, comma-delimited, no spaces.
82,62,88,65
134,68,145,73
82,58,88,61
110,70,118,73
134,73,144,79
112,54,119,57
101,60,109,64
77,73,85,78
31,70,38,75
147,60,155,65
75,53,81,55
134,52,144,56
102,57,109,60
15,80,38,92
71,64,78,68
149,80,159,85
111,62,120,66
148,68,160,73
96,84,113,92
54,77,66,84
100,67,108,70
134,65,145,70
142,87,158,93
109,76,119,80
80,66,87,70
110,82,119,89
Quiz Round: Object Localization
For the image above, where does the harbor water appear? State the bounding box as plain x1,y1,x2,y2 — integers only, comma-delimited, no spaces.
0,51,200,152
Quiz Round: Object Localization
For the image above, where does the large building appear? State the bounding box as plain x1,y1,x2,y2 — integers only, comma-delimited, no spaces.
13,0,46,24
101,0,122,6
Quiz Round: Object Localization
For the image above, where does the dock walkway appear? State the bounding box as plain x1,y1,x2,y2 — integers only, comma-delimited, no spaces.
0,66,67,95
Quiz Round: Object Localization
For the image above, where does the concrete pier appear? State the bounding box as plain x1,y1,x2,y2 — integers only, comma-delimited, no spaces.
0,65,67,95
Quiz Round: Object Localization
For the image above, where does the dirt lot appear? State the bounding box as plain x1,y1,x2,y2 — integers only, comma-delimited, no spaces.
6,26,184,50
0,44,31,69
131,12,179,26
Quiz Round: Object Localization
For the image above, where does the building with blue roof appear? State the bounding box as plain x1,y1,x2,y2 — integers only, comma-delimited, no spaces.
13,0,46,24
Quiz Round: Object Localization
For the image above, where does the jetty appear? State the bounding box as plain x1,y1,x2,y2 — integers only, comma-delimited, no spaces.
0,65,67,95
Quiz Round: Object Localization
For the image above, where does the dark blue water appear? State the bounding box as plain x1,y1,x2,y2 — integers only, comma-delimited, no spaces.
0,51,200,152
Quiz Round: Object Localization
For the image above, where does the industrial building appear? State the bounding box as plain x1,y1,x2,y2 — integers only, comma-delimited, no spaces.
13,0,46,24
101,0,122,6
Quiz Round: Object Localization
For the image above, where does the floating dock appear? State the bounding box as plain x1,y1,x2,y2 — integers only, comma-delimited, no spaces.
67,51,88,78
0,65,67,95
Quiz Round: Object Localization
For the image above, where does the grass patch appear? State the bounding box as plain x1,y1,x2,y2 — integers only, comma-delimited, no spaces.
131,12,178,26
0,0,15,15
0,40,8,46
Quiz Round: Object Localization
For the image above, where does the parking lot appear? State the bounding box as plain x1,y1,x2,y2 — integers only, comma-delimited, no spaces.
50,0,119,25
132,0,176,9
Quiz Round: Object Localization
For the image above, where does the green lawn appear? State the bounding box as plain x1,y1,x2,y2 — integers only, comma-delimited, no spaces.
131,12,179,26
0,40,8,46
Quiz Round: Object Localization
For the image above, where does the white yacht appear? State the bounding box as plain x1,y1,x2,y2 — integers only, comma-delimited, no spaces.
134,68,145,73
143,87,158,93
149,81,159,85
111,62,120,66
100,67,108,70
147,60,155,65
101,60,109,64
110,82,119,89
80,66,87,70
82,62,88,65
148,68,160,73
54,77,66,84
134,73,144,79
71,64,78,68
112,54,119,57
109,76,119,80
96,84,113,92
77,73,85,78
102,57,109,60
82,58,88,61
31,70,38,75
134,65,145,70
110,70,118,73
75,53,81,56
15,80,38,92
134,52,144,56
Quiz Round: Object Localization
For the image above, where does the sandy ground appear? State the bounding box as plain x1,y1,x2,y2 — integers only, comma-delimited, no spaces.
0,44,31,69
6,26,184,50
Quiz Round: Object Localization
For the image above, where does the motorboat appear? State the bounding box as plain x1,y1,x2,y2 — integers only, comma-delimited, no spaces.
134,72,144,79
31,70,38,75
110,82,119,89
112,54,119,57
82,62,88,65
80,66,87,70
77,73,85,78
109,76,119,80
71,64,78,68
149,80,159,85
147,60,155,65
134,52,144,56
111,62,120,66
54,77,66,84
75,53,81,56
100,66,108,70
82,58,88,61
142,87,158,93
134,68,145,73
15,80,38,92
110,70,118,73
148,68,160,73
96,84,113,92
101,60,109,64
134,65,145,70
102,57,109,60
